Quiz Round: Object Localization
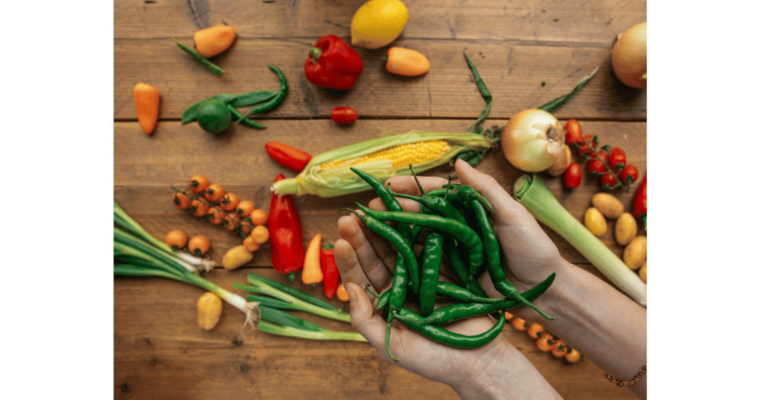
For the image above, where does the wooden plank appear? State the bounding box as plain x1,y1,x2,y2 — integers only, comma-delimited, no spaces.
114,268,638,400
115,118,646,271
115,0,646,46
114,38,647,121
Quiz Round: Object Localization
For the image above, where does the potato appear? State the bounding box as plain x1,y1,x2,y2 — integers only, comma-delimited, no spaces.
639,261,647,282
197,292,222,330
584,207,607,236
615,213,637,245
623,236,647,269
222,245,253,270
591,193,624,219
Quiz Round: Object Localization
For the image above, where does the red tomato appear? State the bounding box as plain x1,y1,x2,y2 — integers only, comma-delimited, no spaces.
564,119,583,145
564,163,582,188
601,173,619,190
619,164,639,184
587,150,608,176
608,147,627,172
576,134,598,158
331,107,358,124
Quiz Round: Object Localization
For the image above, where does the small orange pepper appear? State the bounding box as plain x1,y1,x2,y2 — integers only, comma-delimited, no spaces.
385,47,430,77
302,234,323,284
133,83,160,134
194,25,236,58
336,283,349,302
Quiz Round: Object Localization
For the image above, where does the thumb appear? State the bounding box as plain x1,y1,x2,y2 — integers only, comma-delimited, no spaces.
346,282,387,347
454,159,535,225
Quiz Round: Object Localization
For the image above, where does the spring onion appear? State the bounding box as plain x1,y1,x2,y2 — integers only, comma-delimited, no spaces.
513,174,646,307
114,201,215,272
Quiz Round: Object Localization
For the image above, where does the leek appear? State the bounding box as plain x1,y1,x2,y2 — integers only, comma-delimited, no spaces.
513,175,646,307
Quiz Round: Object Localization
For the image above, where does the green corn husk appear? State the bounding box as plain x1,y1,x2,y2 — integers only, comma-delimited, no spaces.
273,131,495,197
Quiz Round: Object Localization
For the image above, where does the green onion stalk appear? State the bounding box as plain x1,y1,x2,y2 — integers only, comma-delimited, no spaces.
513,175,646,307
114,201,215,273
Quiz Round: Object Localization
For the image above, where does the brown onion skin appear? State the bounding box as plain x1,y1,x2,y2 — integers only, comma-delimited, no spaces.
612,22,647,89
502,109,565,173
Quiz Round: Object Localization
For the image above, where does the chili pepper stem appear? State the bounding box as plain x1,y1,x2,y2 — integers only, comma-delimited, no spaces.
386,322,399,362
287,272,296,282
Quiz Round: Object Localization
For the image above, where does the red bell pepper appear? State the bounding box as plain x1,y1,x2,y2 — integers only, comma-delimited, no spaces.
265,142,312,172
304,35,363,90
320,243,340,299
633,175,647,230
269,173,304,280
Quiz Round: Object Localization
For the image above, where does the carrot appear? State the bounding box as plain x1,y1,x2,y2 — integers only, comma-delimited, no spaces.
336,284,349,302
194,25,236,58
133,83,160,134
302,234,323,285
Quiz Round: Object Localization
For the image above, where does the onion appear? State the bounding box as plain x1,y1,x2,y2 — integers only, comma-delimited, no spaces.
501,109,565,173
547,145,572,176
612,22,647,89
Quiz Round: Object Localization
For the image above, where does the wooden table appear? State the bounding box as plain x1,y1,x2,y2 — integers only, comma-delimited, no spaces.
115,1,645,398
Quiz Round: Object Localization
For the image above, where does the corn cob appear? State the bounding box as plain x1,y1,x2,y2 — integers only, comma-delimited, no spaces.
273,131,494,197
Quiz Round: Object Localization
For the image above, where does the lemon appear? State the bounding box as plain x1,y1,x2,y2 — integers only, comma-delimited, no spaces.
351,0,409,49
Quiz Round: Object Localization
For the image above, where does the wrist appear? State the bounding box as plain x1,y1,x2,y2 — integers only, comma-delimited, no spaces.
449,340,513,400
513,258,575,324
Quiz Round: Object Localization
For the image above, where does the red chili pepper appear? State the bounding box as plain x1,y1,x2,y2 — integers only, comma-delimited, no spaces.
269,174,304,279
331,106,358,124
633,175,647,230
304,35,363,90
320,242,340,299
265,142,312,172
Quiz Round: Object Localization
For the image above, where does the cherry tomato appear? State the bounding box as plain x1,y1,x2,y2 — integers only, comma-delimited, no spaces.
601,173,620,190
536,336,555,352
331,107,358,124
251,225,269,244
243,236,261,252
241,221,253,236
551,341,569,358
527,323,545,339
190,199,207,217
204,184,225,203
564,119,583,145
608,147,627,172
189,174,209,194
207,207,224,225
576,134,598,158
224,214,239,231
188,235,211,256
173,191,191,209
236,200,255,217
511,317,528,331
565,348,582,363
250,209,268,226
219,193,239,212
564,163,582,188
165,230,188,250
619,164,639,184
587,150,609,176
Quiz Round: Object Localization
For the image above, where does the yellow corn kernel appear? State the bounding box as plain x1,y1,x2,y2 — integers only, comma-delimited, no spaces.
320,140,450,170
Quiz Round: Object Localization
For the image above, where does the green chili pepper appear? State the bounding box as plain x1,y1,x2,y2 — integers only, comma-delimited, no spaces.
229,90,277,108
242,65,288,118
227,105,267,129
355,204,483,273
172,38,225,77
442,236,471,285
393,273,555,326
387,185,466,224
464,51,492,134
443,185,495,215
395,308,506,349
468,279,489,298
369,280,503,311
181,94,236,124
351,169,414,242
467,200,554,320
419,231,443,317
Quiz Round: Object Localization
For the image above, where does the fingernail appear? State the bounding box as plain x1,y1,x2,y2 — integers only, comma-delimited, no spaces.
455,158,473,170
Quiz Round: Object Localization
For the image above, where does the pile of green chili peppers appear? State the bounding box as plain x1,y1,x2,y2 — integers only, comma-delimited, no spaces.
346,168,556,360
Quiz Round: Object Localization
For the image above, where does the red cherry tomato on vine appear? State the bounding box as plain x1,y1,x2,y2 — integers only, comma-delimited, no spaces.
576,134,598,158
608,147,627,172
601,173,619,190
331,106,358,124
619,164,639,184
587,150,609,176
564,163,582,188
564,119,583,145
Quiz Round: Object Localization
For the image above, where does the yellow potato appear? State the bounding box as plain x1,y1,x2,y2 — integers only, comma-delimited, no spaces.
584,207,607,236
623,236,647,269
591,193,624,219
197,292,222,330
222,245,253,270
615,213,638,245
639,261,647,282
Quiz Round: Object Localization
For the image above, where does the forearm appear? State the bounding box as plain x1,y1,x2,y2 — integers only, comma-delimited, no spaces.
515,260,647,398
452,341,563,400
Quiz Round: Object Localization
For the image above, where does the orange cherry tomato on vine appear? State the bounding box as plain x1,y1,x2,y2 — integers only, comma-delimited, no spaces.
207,207,224,225
564,119,582,145
251,225,269,244
189,174,209,194
236,200,255,217
565,348,582,363
527,322,545,339
536,336,555,352
219,193,239,212
204,184,225,202
331,106,358,124
601,173,619,190
619,164,639,184
587,150,609,176
608,147,627,172
511,317,529,331
241,221,253,236
564,163,582,188
250,209,268,226
551,341,569,358
173,191,191,209
188,235,211,256
165,230,188,250
190,199,207,217
243,235,261,252
224,214,239,231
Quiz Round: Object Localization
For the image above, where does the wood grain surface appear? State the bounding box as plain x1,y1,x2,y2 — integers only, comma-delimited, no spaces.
114,0,645,399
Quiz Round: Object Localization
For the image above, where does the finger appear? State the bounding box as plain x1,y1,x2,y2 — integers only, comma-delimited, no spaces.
348,207,399,271
334,239,375,291
368,196,422,214
337,215,394,291
384,175,449,196
454,159,538,226
346,282,389,350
